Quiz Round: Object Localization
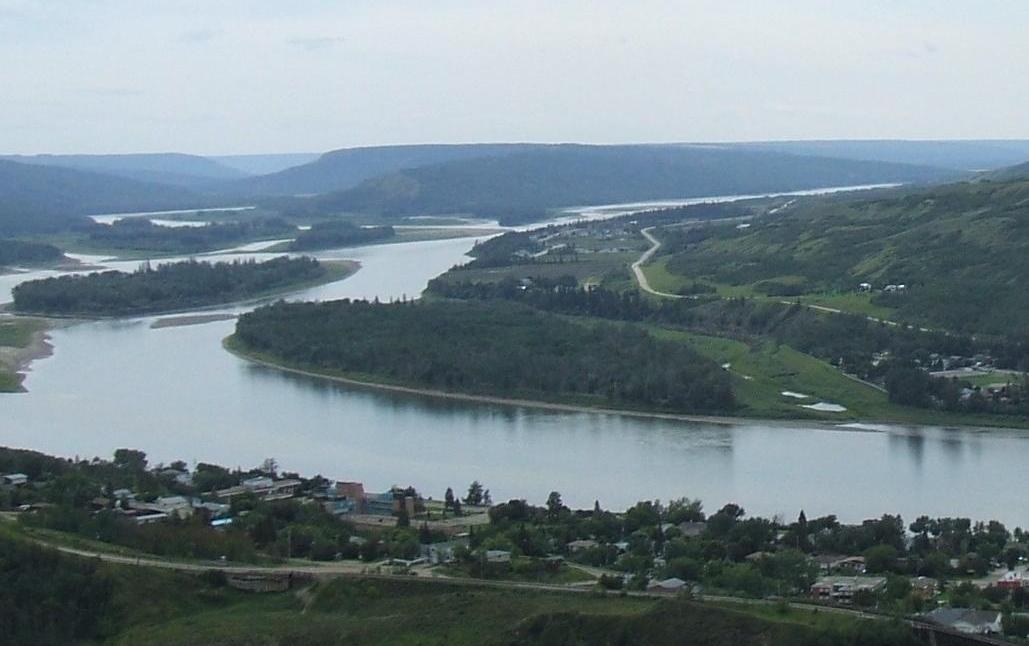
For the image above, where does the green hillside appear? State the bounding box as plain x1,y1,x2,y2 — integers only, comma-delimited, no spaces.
659,177,1029,336
0,530,920,646
290,145,955,223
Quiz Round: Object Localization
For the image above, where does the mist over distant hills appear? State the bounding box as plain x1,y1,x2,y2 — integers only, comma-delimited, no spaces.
3,140,1028,235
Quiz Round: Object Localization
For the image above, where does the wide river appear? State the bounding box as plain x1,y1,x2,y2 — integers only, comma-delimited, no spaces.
2,191,1028,527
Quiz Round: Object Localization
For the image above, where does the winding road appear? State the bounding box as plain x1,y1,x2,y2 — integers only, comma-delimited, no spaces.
631,227,689,299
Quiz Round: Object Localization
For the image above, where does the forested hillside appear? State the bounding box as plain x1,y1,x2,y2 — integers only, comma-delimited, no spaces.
0,160,205,234
220,143,539,196
295,145,954,223
660,177,1029,336
0,239,63,267
233,299,736,413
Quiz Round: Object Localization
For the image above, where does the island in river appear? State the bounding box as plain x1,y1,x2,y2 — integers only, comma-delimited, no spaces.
10,256,358,318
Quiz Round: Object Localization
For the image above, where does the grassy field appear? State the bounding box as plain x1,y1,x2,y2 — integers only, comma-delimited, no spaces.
439,253,639,289
643,255,898,320
648,326,1029,428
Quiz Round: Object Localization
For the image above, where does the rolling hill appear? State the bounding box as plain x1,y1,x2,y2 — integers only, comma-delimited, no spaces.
293,145,957,223
0,159,206,234
659,173,1029,337
217,143,542,196
730,139,1029,172
0,153,248,189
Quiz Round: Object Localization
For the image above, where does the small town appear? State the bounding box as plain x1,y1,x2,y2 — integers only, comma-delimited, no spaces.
2,446,1028,641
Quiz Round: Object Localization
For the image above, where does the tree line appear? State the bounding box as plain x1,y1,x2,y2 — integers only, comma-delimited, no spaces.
13,256,326,316
288,220,395,251
0,239,63,267
86,217,295,254
233,298,736,413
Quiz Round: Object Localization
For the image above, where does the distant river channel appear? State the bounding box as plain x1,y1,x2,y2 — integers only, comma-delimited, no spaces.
2,186,1028,527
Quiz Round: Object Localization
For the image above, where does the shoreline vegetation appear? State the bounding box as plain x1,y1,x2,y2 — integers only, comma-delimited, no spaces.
224,334,1026,433
11,257,360,319
230,299,737,417
224,335,749,427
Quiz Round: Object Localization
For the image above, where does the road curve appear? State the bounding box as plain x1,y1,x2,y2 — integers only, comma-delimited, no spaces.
632,227,689,299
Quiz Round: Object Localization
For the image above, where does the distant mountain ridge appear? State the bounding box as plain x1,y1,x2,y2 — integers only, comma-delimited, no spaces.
0,152,248,189
0,160,208,234
216,143,545,197
294,144,958,222
725,139,1029,171
209,153,320,176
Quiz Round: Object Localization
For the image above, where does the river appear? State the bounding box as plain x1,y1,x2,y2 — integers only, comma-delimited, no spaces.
2,189,1027,527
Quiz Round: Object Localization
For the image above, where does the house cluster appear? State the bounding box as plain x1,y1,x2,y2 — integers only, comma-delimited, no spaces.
95,489,230,526
308,481,420,521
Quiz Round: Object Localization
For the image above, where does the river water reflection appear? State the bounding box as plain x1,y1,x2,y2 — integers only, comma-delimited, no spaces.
2,214,1028,526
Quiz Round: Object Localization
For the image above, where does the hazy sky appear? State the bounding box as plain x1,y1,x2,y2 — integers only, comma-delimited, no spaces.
2,1,1027,154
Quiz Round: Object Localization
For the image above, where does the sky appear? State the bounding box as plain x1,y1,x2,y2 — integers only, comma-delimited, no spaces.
1,0,1028,155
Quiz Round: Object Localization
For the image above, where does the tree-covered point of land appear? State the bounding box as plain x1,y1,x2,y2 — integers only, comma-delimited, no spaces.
12,256,328,316
0,239,63,267
233,299,735,413
289,220,395,251
86,217,296,254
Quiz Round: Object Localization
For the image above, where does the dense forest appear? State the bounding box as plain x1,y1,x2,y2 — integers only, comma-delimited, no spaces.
429,278,1029,416
86,217,296,254
0,239,63,267
660,177,1029,337
233,299,735,413
289,220,395,251
13,256,328,316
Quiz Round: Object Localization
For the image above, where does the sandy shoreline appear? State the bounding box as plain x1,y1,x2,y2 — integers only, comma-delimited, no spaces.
150,313,238,329
0,317,68,392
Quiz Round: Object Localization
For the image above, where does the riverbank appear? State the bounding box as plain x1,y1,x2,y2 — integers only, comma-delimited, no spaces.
223,335,858,430
0,316,63,392
225,333,1029,433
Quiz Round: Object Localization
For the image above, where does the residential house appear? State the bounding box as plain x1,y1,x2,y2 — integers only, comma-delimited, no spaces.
997,570,1027,591
810,576,886,604
363,492,396,516
1,473,28,486
910,576,939,599
485,550,511,563
566,539,599,552
922,608,1002,635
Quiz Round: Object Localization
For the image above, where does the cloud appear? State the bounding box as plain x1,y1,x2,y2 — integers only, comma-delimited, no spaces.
78,87,144,97
287,36,345,52
178,28,221,44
